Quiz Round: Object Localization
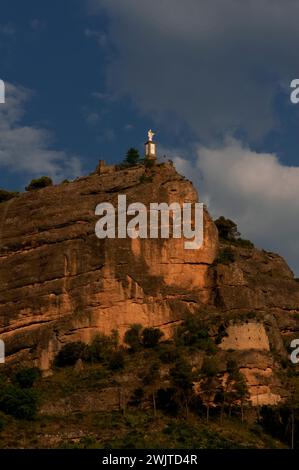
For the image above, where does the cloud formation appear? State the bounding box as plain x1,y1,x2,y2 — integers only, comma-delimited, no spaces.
0,83,81,183
89,0,299,142
88,0,299,272
174,138,299,274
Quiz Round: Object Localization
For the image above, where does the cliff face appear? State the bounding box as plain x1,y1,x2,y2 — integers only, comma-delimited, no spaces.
0,162,298,405
0,163,217,371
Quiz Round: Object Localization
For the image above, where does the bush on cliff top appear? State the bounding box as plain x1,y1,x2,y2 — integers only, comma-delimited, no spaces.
25,176,53,191
124,147,141,166
0,189,19,203
215,216,254,248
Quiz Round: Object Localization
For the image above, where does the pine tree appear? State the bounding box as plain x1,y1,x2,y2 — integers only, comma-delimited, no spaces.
125,148,140,166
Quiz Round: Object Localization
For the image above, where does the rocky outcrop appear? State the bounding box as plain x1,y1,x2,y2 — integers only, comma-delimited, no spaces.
0,162,217,370
0,161,298,405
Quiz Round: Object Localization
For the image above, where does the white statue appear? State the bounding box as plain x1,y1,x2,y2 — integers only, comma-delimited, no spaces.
148,129,155,142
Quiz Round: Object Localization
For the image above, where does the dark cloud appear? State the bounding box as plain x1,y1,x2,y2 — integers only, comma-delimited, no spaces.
89,0,299,142
88,0,299,272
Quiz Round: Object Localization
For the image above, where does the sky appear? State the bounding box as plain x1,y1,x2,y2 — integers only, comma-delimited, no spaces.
1,0,299,273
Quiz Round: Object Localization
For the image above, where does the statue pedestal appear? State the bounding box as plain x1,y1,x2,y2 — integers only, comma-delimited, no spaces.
145,140,156,160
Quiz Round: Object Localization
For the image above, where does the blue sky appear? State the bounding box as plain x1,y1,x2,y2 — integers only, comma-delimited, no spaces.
1,0,299,273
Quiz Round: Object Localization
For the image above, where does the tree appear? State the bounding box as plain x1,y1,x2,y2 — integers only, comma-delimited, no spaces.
142,362,161,416
200,357,219,423
286,375,299,449
125,148,141,166
54,341,87,367
86,332,118,363
25,176,53,191
141,327,164,348
214,216,240,241
175,314,216,354
221,359,249,422
108,350,125,370
124,324,143,352
234,373,250,423
0,384,39,420
13,368,41,389
169,359,194,418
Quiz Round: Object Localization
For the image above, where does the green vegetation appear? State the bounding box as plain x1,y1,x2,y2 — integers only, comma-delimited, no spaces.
0,189,19,204
215,247,236,265
215,216,254,248
174,314,217,354
0,370,40,421
142,327,164,348
25,176,53,191
124,324,143,352
55,332,119,367
139,173,153,184
13,368,41,389
124,147,141,166
144,159,155,169
0,322,295,448
54,341,88,367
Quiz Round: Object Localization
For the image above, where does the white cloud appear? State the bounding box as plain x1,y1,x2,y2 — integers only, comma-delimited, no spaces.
174,138,299,274
0,83,81,183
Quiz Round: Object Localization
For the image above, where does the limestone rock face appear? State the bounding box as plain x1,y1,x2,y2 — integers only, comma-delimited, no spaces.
211,244,299,404
0,162,298,406
0,163,217,370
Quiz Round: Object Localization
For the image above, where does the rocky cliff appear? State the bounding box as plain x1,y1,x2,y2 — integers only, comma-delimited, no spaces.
0,162,298,405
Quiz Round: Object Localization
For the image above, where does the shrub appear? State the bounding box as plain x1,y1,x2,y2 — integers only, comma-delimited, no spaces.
158,343,181,363
201,357,219,377
169,359,194,391
0,413,7,431
215,247,235,265
142,362,160,386
108,350,125,370
13,368,41,389
226,359,238,375
215,216,240,241
215,216,254,248
141,327,164,348
0,189,19,203
139,174,153,184
54,341,87,367
124,324,143,352
233,238,254,248
129,388,144,407
144,159,155,169
175,314,217,354
0,384,39,420
156,388,178,415
86,332,119,364
25,176,53,191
